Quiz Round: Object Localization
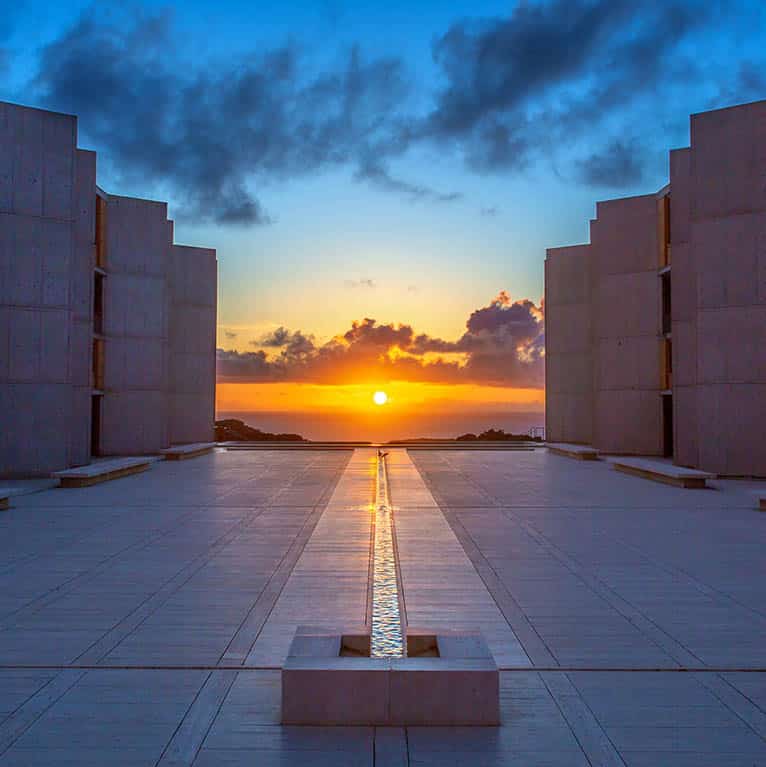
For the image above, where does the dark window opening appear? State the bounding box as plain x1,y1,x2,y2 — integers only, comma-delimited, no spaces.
94,273,105,335
91,395,102,457
92,339,104,390
661,338,673,390
95,196,107,268
662,394,674,458
661,272,672,335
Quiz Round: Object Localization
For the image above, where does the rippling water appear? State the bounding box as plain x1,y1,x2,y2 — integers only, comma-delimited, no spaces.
370,454,404,658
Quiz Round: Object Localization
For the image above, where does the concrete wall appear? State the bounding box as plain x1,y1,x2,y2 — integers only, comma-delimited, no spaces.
545,195,664,455
168,245,217,444
673,101,766,476
669,148,699,468
0,102,93,476
1,99,217,475
547,99,766,475
100,196,172,456
589,195,663,455
544,244,593,444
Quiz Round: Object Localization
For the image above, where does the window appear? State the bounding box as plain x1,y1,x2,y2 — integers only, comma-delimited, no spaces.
95,196,107,268
661,272,671,335
92,339,104,390
661,338,673,390
93,273,105,335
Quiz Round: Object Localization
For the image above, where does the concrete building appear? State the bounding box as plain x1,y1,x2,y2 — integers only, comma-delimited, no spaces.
1,101,217,477
545,99,766,476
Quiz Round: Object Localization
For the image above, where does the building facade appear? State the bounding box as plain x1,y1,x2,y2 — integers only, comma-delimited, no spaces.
545,100,766,477
1,101,217,477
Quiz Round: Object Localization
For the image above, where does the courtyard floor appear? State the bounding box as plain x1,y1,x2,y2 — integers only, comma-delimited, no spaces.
1,447,765,765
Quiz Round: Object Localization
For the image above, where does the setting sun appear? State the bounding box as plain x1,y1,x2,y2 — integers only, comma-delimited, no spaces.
373,391,388,406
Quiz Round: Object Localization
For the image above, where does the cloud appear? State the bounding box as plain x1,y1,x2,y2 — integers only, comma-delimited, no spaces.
354,158,461,202
344,278,376,289
28,11,417,223
257,327,315,352
480,206,498,217
218,291,544,387
12,0,765,223
420,0,718,183
577,139,647,188
224,330,238,340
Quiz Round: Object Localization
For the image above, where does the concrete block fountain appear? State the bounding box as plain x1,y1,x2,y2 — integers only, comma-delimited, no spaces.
281,451,499,726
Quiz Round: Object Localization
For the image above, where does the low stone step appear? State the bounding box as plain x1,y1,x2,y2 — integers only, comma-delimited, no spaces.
611,457,715,488
160,442,216,460
547,442,599,460
52,457,159,487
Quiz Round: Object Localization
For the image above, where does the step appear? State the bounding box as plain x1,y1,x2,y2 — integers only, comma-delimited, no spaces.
160,442,216,460
547,443,599,460
52,457,159,488
611,457,715,488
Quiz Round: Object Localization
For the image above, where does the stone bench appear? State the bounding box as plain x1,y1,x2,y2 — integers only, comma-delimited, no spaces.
160,442,216,461
0,480,61,509
547,443,599,460
611,457,715,488
52,457,158,488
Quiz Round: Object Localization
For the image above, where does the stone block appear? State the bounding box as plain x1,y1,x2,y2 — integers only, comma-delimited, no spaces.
281,656,390,725
389,657,499,726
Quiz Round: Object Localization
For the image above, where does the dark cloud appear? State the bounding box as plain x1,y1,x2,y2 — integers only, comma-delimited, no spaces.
29,12,418,223
714,61,766,106
217,291,544,386
258,327,315,353
354,158,461,202
344,278,376,289
577,139,647,188
15,0,764,222
224,330,238,340
421,0,715,182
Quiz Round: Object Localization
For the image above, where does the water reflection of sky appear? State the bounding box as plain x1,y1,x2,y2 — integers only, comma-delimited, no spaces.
370,454,404,658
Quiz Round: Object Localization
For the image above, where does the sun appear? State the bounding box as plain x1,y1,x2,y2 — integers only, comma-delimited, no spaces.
373,391,388,406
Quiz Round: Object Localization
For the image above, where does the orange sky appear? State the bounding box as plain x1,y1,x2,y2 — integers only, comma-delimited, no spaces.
216,381,544,440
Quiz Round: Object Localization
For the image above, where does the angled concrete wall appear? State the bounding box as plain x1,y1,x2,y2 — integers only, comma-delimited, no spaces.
1,99,217,476
100,196,172,456
544,244,593,444
168,245,217,445
669,147,698,469
589,195,663,455
547,99,766,476
674,101,766,476
0,102,92,476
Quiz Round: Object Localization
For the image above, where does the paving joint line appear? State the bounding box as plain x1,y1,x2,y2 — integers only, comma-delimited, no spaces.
438,451,705,669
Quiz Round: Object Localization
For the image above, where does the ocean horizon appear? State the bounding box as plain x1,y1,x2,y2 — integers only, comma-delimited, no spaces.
216,410,546,442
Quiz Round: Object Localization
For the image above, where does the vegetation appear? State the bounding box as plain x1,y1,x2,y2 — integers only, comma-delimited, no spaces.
214,419,305,442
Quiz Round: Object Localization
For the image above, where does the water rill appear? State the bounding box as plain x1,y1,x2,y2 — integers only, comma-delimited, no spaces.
370,449,404,658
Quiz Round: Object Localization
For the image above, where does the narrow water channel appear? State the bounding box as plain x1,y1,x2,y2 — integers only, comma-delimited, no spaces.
370,450,405,658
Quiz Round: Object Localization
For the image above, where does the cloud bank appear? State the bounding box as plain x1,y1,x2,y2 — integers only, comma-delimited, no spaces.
4,1,762,224
217,291,544,387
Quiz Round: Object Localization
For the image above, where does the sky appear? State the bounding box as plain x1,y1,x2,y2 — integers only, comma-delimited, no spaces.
2,0,765,439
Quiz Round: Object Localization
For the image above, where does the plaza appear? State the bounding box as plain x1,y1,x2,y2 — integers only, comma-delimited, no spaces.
1,446,765,765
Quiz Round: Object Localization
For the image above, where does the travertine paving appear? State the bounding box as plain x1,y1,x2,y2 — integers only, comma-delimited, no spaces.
0,447,765,766
387,449,529,667
246,450,375,666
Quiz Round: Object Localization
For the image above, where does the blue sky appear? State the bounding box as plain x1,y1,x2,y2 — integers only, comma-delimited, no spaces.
2,0,765,351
